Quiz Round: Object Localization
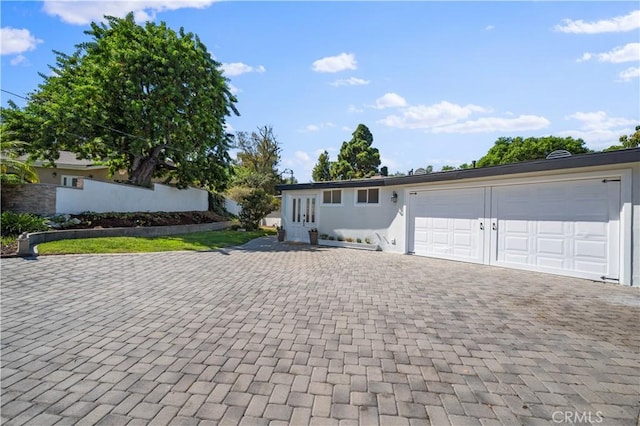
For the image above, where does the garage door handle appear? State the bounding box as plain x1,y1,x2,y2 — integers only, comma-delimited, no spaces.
492,223,497,231
480,222,484,230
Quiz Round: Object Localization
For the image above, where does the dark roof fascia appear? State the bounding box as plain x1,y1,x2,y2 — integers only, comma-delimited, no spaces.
276,148,640,191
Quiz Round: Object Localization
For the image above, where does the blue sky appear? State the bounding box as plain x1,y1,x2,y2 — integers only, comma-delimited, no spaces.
1,1,639,182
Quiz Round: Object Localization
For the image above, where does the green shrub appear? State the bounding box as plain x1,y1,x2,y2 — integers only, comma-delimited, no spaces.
236,188,277,231
1,211,49,236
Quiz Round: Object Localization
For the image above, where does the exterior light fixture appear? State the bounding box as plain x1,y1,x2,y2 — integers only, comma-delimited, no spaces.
52,172,57,177
391,191,398,203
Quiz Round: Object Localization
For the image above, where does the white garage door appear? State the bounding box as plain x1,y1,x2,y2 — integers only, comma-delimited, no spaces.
410,188,486,263
409,178,621,281
492,179,620,281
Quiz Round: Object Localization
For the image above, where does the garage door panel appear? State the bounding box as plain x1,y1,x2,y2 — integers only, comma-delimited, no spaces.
454,234,472,247
432,231,449,245
575,222,607,237
537,238,564,255
575,260,607,274
537,221,564,235
537,257,565,269
493,179,620,281
410,188,485,263
575,240,607,258
504,236,528,251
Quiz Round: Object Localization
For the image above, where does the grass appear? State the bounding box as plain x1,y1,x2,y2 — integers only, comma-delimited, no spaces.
36,228,276,255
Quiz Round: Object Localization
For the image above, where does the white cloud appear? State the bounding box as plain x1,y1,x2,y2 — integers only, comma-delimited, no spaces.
566,111,635,130
0,27,42,55
10,55,28,66
347,105,364,113
559,111,636,147
579,43,640,63
301,122,334,132
314,147,337,156
311,52,357,73
221,62,266,76
485,25,495,31
431,115,550,134
577,53,592,62
228,84,241,95
618,66,640,82
342,126,352,132
555,10,640,34
294,151,310,163
330,77,370,87
42,0,216,25
282,150,318,183
380,155,401,171
378,101,489,129
373,92,407,109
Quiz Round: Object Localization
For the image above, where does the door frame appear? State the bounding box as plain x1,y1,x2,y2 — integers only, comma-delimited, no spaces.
287,193,319,242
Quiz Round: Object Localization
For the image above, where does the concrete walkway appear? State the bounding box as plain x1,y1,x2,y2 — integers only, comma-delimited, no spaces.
1,237,639,425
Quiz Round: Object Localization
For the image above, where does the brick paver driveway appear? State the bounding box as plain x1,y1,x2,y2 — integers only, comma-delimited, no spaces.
2,237,639,426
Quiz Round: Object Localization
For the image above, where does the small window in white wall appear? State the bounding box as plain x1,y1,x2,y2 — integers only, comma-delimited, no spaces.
61,175,82,188
356,188,379,204
322,189,342,204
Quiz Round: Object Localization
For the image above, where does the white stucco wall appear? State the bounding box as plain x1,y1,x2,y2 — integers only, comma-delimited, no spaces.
281,186,406,253
56,179,208,214
224,197,242,216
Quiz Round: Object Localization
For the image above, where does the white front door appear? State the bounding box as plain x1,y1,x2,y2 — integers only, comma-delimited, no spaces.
289,194,317,242
409,187,486,264
490,178,620,281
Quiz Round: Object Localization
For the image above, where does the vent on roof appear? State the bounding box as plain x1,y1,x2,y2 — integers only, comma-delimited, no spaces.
414,168,426,175
546,150,572,159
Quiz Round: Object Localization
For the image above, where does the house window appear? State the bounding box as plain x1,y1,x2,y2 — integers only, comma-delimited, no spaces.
61,175,82,188
356,188,379,204
322,190,342,204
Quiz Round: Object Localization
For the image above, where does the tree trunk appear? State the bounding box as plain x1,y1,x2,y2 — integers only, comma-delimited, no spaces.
128,145,163,187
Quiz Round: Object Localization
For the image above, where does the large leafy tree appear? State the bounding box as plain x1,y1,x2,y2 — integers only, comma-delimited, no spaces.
227,125,282,229
231,125,282,194
477,136,590,167
1,13,238,189
331,124,381,180
605,125,640,151
312,150,332,182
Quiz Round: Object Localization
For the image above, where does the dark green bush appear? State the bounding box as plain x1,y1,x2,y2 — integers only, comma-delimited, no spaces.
237,188,277,231
1,211,49,236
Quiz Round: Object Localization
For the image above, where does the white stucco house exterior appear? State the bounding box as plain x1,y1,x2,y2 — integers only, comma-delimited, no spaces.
277,149,640,286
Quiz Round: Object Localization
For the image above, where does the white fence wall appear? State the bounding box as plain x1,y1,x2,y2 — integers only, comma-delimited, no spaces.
224,197,242,216
56,179,208,214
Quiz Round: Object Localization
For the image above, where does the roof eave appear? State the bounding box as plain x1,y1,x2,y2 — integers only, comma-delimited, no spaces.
276,148,640,191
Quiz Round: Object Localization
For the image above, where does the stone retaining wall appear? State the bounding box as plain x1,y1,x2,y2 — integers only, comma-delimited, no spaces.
19,221,233,256
1,184,57,216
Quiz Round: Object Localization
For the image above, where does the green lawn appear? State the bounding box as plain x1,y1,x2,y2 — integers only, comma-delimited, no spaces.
36,228,276,255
